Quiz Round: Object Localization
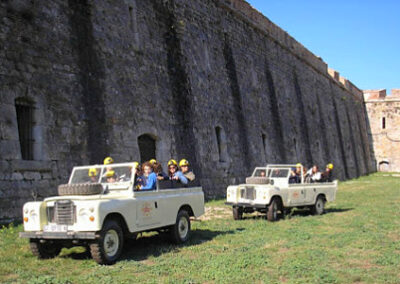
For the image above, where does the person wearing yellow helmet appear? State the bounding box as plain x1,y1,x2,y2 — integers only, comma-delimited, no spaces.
167,159,178,167
149,159,157,165
179,159,195,182
104,156,114,172
104,157,114,165
167,159,188,185
105,170,117,183
321,163,334,182
88,168,99,183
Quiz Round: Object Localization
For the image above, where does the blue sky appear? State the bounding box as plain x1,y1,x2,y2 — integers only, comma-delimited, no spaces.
247,0,400,94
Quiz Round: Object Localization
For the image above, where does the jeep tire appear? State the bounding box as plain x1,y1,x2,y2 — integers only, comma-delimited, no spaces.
267,198,283,222
90,220,124,265
30,239,62,259
58,183,103,196
170,210,191,244
233,207,243,220
311,195,325,215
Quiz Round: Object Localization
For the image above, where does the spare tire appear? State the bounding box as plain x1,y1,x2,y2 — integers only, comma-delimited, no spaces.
58,183,103,196
245,177,270,185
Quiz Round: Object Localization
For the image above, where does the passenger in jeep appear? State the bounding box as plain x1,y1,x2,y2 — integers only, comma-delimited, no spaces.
320,163,334,182
179,159,195,182
140,162,157,190
105,170,117,183
168,159,188,185
153,161,169,181
305,165,321,183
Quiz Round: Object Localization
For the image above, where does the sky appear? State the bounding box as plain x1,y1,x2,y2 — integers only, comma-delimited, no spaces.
246,0,400,94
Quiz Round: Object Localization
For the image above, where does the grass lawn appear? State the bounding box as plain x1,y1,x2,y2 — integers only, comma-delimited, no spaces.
1,173,399,283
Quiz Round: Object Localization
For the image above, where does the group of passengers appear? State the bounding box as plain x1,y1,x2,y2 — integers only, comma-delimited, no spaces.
289,163,334,184
95,157,195,191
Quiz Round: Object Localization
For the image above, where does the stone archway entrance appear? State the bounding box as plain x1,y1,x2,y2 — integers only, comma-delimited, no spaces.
379,161,390,172
137,134,156,163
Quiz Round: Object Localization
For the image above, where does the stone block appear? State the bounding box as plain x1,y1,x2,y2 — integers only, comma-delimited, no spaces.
11,172,24,181
23,172,41,181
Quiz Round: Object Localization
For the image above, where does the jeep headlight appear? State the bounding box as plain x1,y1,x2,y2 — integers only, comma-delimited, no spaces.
78,208,89,218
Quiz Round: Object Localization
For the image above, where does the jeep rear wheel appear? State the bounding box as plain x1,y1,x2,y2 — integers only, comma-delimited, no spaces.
90,220,124,265
233,207,243,220
267,198,283,222
311,195,325,215
30,239,62,259
170,210,191,244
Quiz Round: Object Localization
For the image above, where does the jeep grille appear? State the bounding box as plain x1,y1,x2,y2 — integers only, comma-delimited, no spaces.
240,187,256,200
54,200,76,225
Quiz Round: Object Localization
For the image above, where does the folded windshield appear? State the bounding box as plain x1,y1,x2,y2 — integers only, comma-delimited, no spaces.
69,165,134,185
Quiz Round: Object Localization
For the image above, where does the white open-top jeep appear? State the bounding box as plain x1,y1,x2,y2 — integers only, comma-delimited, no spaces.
226,164,337,221
20,162,204,264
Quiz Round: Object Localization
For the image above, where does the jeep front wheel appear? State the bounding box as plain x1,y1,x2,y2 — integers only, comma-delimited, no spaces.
30,239,62,259
233,207,243,220
170,210,191,244
90,220,124,265
267,198,283,222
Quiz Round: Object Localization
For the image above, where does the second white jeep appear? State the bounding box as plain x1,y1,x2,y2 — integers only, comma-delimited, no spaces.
226,164,337,221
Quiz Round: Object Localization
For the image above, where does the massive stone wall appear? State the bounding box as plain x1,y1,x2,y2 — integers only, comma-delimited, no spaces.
0,0,375,222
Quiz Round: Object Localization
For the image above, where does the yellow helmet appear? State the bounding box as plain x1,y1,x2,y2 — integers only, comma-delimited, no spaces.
296,163,302,168
149,159,157,164
132,161,139,169
88,168,98,177
327,163,334,170
105,170,116,178
104,157,114,165
168,159,178,167
179,159,189,167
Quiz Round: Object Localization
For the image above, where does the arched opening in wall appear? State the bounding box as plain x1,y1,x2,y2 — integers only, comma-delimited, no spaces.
378,161,390,172
15,97,35,160
215,126,229,163
382,117,386,129
261,133,267,162
137,134,156,163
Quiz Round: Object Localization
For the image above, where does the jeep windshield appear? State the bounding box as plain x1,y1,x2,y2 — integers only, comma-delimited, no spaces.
69,164,135,189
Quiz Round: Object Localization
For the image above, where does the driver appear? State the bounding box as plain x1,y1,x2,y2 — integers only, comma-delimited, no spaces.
88,168,99,183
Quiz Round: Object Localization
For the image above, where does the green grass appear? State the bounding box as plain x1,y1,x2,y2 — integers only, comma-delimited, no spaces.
1,173,399,283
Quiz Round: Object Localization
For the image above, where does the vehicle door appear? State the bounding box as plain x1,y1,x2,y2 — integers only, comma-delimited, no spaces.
288,184,307,205
135,191,161,229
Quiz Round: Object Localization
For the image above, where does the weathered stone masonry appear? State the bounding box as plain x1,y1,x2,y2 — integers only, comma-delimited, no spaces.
0,0,375,222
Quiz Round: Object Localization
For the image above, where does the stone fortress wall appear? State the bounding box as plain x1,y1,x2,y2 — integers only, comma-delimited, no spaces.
0,0,375,222
363,89,400,172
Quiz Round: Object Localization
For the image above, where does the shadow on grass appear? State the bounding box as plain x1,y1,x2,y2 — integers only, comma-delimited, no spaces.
60,228,237,262
239,207,354,221
121,228,235,262
288,207,353,218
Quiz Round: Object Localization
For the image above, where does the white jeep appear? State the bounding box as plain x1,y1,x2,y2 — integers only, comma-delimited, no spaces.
19,162,204,264
226,164,337,221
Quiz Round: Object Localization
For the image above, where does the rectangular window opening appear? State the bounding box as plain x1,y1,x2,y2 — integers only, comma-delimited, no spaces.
382,117,386,129
15,99,35,160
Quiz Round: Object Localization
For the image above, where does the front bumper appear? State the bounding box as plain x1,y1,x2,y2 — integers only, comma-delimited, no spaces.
19,231,98,240
225,202,267,209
